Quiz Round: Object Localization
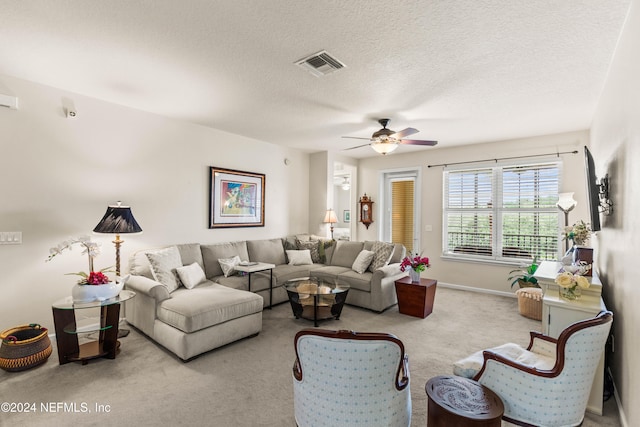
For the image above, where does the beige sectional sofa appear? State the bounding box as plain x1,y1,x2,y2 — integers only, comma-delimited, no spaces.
124,236,407,361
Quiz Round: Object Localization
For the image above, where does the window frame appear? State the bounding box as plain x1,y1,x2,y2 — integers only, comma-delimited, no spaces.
441,159,563,265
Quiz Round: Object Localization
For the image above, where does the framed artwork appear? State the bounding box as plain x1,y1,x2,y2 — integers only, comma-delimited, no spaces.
209,166,265,228
343,210,350,223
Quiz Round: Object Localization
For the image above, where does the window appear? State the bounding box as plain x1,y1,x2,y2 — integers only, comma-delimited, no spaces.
443,161,561,262
391,179,415,252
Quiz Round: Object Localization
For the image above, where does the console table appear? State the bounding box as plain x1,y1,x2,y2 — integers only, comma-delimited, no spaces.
52,290,135,365
235,262,275,308
534,261,606,415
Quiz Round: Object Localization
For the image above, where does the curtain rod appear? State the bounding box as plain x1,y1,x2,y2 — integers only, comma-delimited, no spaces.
427,150,579,168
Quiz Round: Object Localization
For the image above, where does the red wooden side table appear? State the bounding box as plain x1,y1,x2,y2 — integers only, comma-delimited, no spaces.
394,276,437,318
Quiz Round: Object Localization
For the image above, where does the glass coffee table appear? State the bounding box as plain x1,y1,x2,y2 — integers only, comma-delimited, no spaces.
284,277,349,327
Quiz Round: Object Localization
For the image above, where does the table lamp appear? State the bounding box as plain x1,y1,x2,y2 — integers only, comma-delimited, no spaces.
556,192,577,252
323,209,338,240
93,201,143,276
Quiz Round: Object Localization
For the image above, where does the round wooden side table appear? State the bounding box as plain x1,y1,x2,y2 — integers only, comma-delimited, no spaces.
425,375,504,427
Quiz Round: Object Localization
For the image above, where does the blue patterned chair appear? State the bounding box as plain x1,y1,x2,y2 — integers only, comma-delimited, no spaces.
292,329,411,427
453,311,613,427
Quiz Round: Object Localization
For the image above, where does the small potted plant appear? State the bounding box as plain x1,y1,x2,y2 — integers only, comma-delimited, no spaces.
400,252,430,283
508,257,540,289
509,257,543,320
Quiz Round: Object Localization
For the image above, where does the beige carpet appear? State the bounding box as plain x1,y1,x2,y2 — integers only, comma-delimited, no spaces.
0,287,621,426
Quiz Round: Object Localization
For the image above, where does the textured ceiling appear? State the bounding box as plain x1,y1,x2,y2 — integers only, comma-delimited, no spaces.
0,0,631,158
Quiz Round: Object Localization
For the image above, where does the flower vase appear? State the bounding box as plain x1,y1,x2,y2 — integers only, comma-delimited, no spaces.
409,269,421,283
559,285,581,301
72,281,124,303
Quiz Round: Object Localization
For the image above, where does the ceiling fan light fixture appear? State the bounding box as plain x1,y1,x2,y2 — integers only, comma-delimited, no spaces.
371,141,398,155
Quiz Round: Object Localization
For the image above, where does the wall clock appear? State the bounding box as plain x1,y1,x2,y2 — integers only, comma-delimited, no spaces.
359,194,374,229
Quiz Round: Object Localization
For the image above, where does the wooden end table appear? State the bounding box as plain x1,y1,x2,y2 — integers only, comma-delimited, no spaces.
426,375,504,426
394,276,437,318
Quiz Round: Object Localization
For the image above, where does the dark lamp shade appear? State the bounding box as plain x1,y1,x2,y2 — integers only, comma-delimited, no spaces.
93,206,142,234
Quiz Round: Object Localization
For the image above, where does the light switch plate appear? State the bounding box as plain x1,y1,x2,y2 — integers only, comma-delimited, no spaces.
0,231,22,244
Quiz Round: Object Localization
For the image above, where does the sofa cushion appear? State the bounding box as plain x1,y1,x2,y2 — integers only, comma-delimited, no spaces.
453,342,555,379
177,243,205,271
336,270,374,292
389,243,406,264
311,265,351,282
367,241,395,272
329,241,365,268
296,239,321,263
286,250,313,265
157,282,263,333
247,238,287,265
272,264,323,284
201,241,249,278
146,246,183,293
176,262,207,289
129,249,155,279
352,250,375,274
212,274,247,291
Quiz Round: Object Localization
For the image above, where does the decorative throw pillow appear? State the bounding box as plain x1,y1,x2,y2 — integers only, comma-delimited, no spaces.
176,262,207,289
296,239,321,263
286,250,313,266
313,238,335,264
146,246,183,293
352,250,375,274
368,241,395,272
218,255,241,277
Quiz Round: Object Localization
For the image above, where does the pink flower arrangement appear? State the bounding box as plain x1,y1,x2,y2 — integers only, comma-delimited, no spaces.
86,271,110,285
400,253,430,273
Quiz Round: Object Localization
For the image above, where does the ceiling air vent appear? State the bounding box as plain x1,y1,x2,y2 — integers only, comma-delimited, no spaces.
295,50,346,77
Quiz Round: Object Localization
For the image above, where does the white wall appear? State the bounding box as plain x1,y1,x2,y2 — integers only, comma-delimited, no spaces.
590,0,640,424
0,74,310,330
357,130,590,294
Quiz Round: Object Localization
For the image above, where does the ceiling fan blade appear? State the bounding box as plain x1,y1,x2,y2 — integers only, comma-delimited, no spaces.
342,136,373,141
392,127,419,138
343,143,372,151
399,139,438,146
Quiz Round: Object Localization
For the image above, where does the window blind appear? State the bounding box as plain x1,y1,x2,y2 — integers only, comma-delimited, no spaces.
443,162,561,261
391,180,415,252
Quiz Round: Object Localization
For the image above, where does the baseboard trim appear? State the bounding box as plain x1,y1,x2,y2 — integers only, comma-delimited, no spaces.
437,281,517,299
609,367,629,427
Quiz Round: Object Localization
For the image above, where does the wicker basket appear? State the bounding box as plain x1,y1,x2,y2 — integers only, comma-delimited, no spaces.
515,288,543,321
0,324,52,372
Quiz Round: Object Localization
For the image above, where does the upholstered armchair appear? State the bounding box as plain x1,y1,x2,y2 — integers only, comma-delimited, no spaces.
453,311,613,427
292,329,411,427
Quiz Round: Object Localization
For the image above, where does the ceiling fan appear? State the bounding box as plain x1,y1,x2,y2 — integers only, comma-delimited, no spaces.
342,118,438,155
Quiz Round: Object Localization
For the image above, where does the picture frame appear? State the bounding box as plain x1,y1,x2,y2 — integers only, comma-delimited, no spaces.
344,210,350,223
209,166,265,228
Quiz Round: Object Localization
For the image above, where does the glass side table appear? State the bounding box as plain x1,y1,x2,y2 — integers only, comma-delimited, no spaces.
284,278,349,327
51,290,135,365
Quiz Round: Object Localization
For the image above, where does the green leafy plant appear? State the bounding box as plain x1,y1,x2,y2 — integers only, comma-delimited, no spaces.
508,257,540,288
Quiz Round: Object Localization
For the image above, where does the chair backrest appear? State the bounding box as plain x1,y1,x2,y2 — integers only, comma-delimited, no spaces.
292,329,411,427
554,310,612,380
